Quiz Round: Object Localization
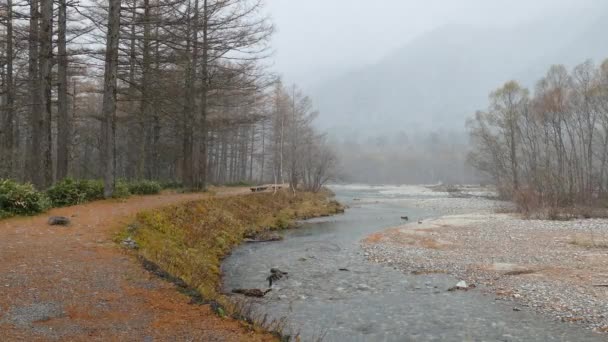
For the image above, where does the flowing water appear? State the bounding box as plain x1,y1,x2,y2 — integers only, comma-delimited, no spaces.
221,185,602,341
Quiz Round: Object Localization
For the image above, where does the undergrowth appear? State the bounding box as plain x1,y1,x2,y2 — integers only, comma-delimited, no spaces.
1,177,168,218
46,178,163,207
0,179,51,218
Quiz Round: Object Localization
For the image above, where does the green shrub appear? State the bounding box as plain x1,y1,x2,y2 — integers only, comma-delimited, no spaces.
127,180,161,195
160,181,183,190
113,180,132,198
0,179,49,217
46,178,104,207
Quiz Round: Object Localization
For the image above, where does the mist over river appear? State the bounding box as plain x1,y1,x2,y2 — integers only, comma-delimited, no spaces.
221,185,601,341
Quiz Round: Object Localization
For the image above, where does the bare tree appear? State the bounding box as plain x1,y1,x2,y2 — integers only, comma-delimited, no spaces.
469,58,608,209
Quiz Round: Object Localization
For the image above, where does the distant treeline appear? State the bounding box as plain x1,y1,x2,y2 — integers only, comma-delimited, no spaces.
468,59,608,210
333,130,481,185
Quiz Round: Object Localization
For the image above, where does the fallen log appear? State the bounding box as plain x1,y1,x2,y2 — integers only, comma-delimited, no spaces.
232,288,272,298
243,232,283,243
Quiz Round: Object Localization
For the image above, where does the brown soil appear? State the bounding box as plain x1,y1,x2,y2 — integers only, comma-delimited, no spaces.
0,188,276,341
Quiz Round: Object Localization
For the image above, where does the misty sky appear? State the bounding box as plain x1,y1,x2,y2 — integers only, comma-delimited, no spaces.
265,0,600,87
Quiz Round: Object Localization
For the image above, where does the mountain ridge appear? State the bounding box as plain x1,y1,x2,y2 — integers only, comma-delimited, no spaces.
311,5,608,138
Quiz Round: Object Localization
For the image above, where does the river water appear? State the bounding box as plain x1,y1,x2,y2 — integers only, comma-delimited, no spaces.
221,185,602,341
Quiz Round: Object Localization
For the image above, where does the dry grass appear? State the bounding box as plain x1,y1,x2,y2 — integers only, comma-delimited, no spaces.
511,188,608,220
569,236,608,249
503,269,538,276
123,189,343,328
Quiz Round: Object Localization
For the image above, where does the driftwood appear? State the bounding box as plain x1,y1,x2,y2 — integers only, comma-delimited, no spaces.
243,236,283,243
243,232,283,243
232,288,272,298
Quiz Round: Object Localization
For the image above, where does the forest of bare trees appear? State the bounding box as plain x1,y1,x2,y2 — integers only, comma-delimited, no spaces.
0,0,336,197
468,59,608,209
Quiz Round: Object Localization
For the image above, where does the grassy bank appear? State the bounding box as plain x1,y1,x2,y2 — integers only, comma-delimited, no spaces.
124,190,343,307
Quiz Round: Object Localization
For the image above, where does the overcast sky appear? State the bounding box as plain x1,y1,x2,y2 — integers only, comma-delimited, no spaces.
264,0,601,87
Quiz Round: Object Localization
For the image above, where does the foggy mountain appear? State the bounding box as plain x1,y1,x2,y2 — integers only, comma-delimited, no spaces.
311,5,608,138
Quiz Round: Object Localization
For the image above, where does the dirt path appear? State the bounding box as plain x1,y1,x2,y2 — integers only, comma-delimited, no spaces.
0,188,274,341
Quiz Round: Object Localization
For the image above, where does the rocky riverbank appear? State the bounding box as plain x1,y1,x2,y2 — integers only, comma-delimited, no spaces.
362,193,608,333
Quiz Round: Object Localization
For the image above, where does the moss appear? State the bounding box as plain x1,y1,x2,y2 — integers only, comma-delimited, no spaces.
126,189,344,307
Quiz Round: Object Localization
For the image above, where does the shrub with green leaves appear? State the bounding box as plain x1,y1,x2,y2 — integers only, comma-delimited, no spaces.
160,181,183,190
0,179,49,217
46,178,104,207
113,181,132,198
127,180,161,195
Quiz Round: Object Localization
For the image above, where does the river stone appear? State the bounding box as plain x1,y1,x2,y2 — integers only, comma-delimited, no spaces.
122,237,139,250
456,281,468,289
48,216,70,226
357,284,371,291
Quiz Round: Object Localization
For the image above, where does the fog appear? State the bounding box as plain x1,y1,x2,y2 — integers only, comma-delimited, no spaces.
266,0,608,184
266,0,601,87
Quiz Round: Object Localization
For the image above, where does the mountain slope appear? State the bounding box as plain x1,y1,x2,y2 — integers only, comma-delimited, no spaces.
312,5,608,138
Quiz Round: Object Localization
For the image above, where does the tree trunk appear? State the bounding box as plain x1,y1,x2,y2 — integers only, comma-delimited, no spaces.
151,16,161,179
139,0,152,179
39,0,53,187
197,0,209,190
126,0,138,179
28,0,42,188
2,0,15,177
101,0,121,198
259,120,266,183
249,124,255,181
56,0,70,180
182,0,198,189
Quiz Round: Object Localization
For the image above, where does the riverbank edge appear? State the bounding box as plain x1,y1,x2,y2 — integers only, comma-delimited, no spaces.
121,189,344,338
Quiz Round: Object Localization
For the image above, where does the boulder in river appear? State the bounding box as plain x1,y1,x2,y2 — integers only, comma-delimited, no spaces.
448,280,476,292
267,268,288,286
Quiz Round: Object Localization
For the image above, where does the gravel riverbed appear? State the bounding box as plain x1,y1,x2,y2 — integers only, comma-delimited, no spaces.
362,194,608,333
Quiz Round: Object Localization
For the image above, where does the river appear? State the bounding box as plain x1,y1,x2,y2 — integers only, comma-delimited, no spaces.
221,185,602,341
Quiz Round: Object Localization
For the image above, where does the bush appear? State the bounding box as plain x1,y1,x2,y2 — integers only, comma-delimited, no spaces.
160,181,183,190
127,180,162,195
113,180,132,199
46,178,104,207
0,179,50,217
